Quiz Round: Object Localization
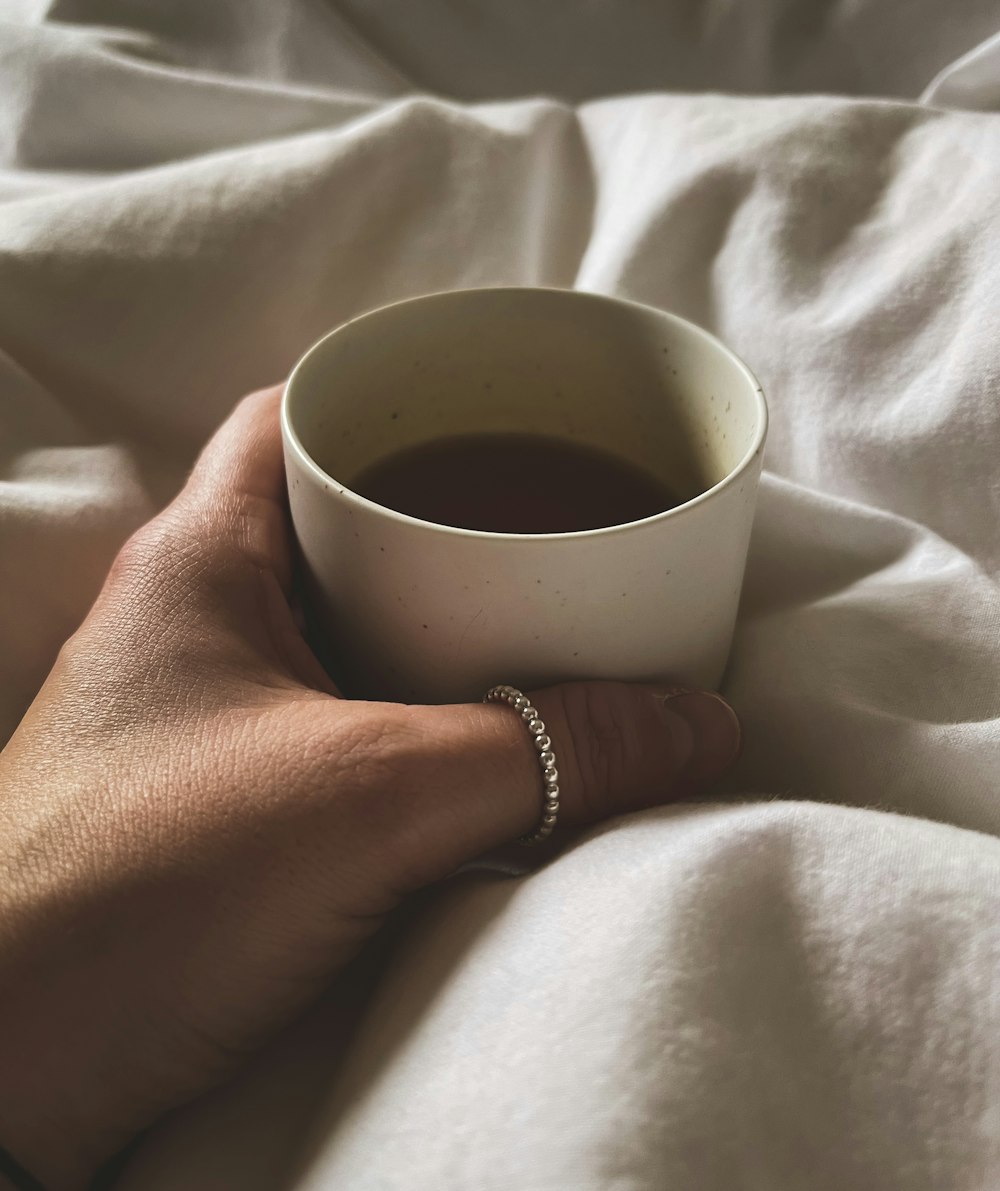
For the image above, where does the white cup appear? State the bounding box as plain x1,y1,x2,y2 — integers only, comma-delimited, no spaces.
282,287,767,703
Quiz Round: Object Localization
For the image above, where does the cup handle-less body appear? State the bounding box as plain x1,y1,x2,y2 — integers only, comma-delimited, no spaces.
282,288,767,703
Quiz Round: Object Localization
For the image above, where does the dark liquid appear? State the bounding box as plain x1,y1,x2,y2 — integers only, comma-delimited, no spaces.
350,433,681,533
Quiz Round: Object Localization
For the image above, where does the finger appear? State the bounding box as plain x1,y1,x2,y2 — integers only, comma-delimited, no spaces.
98,384,340,696
187,385,286,511
171,385,291,588
371,680,742,889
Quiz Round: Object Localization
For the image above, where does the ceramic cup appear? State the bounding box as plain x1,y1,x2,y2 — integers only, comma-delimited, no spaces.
281,287,767,703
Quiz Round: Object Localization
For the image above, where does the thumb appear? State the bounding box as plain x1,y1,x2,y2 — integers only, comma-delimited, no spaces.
159,385,292,589
391,680,741,885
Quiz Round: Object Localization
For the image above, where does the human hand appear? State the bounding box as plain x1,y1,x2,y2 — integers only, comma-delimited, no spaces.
0,387,740,1188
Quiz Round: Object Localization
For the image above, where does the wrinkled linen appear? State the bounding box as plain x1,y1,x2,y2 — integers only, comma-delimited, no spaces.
1,3,999,1187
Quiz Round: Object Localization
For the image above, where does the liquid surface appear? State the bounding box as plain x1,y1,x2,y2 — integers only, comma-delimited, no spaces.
350,433,681,533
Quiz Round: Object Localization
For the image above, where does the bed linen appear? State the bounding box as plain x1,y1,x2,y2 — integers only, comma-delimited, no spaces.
1,3,999,1187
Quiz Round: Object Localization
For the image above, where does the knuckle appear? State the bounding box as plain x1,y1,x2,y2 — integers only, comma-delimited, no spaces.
107,514,184,592
48,624,98,693
109,505,241,609
97,513,222,673
289,703,449,888
293,704,418,816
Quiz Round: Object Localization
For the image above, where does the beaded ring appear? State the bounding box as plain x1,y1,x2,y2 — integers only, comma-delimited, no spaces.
483,685,560,845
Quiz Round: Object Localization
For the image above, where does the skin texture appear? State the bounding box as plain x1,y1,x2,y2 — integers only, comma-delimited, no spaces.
0,387,741,1189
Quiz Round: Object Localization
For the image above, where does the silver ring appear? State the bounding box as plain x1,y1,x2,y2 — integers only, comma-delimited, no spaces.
483,684,560,845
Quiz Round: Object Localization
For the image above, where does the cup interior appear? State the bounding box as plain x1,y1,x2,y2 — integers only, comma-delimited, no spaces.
285,288,764,520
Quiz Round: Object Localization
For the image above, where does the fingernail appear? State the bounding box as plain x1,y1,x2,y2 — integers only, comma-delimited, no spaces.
651,687,742,784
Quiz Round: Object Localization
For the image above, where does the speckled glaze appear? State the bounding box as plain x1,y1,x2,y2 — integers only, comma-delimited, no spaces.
282,287,767,703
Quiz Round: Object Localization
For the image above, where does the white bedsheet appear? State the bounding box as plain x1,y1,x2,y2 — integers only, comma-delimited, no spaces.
2,3,999,1187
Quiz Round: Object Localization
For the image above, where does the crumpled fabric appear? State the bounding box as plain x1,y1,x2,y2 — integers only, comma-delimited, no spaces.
1,3,999,1187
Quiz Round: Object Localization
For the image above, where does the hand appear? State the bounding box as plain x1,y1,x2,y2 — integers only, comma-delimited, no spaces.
0,387,740,1188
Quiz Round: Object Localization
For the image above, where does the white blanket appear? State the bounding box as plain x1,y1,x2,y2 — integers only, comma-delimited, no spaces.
2,3,999,1186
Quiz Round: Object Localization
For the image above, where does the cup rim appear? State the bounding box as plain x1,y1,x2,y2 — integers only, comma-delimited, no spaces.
281,286,768,542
